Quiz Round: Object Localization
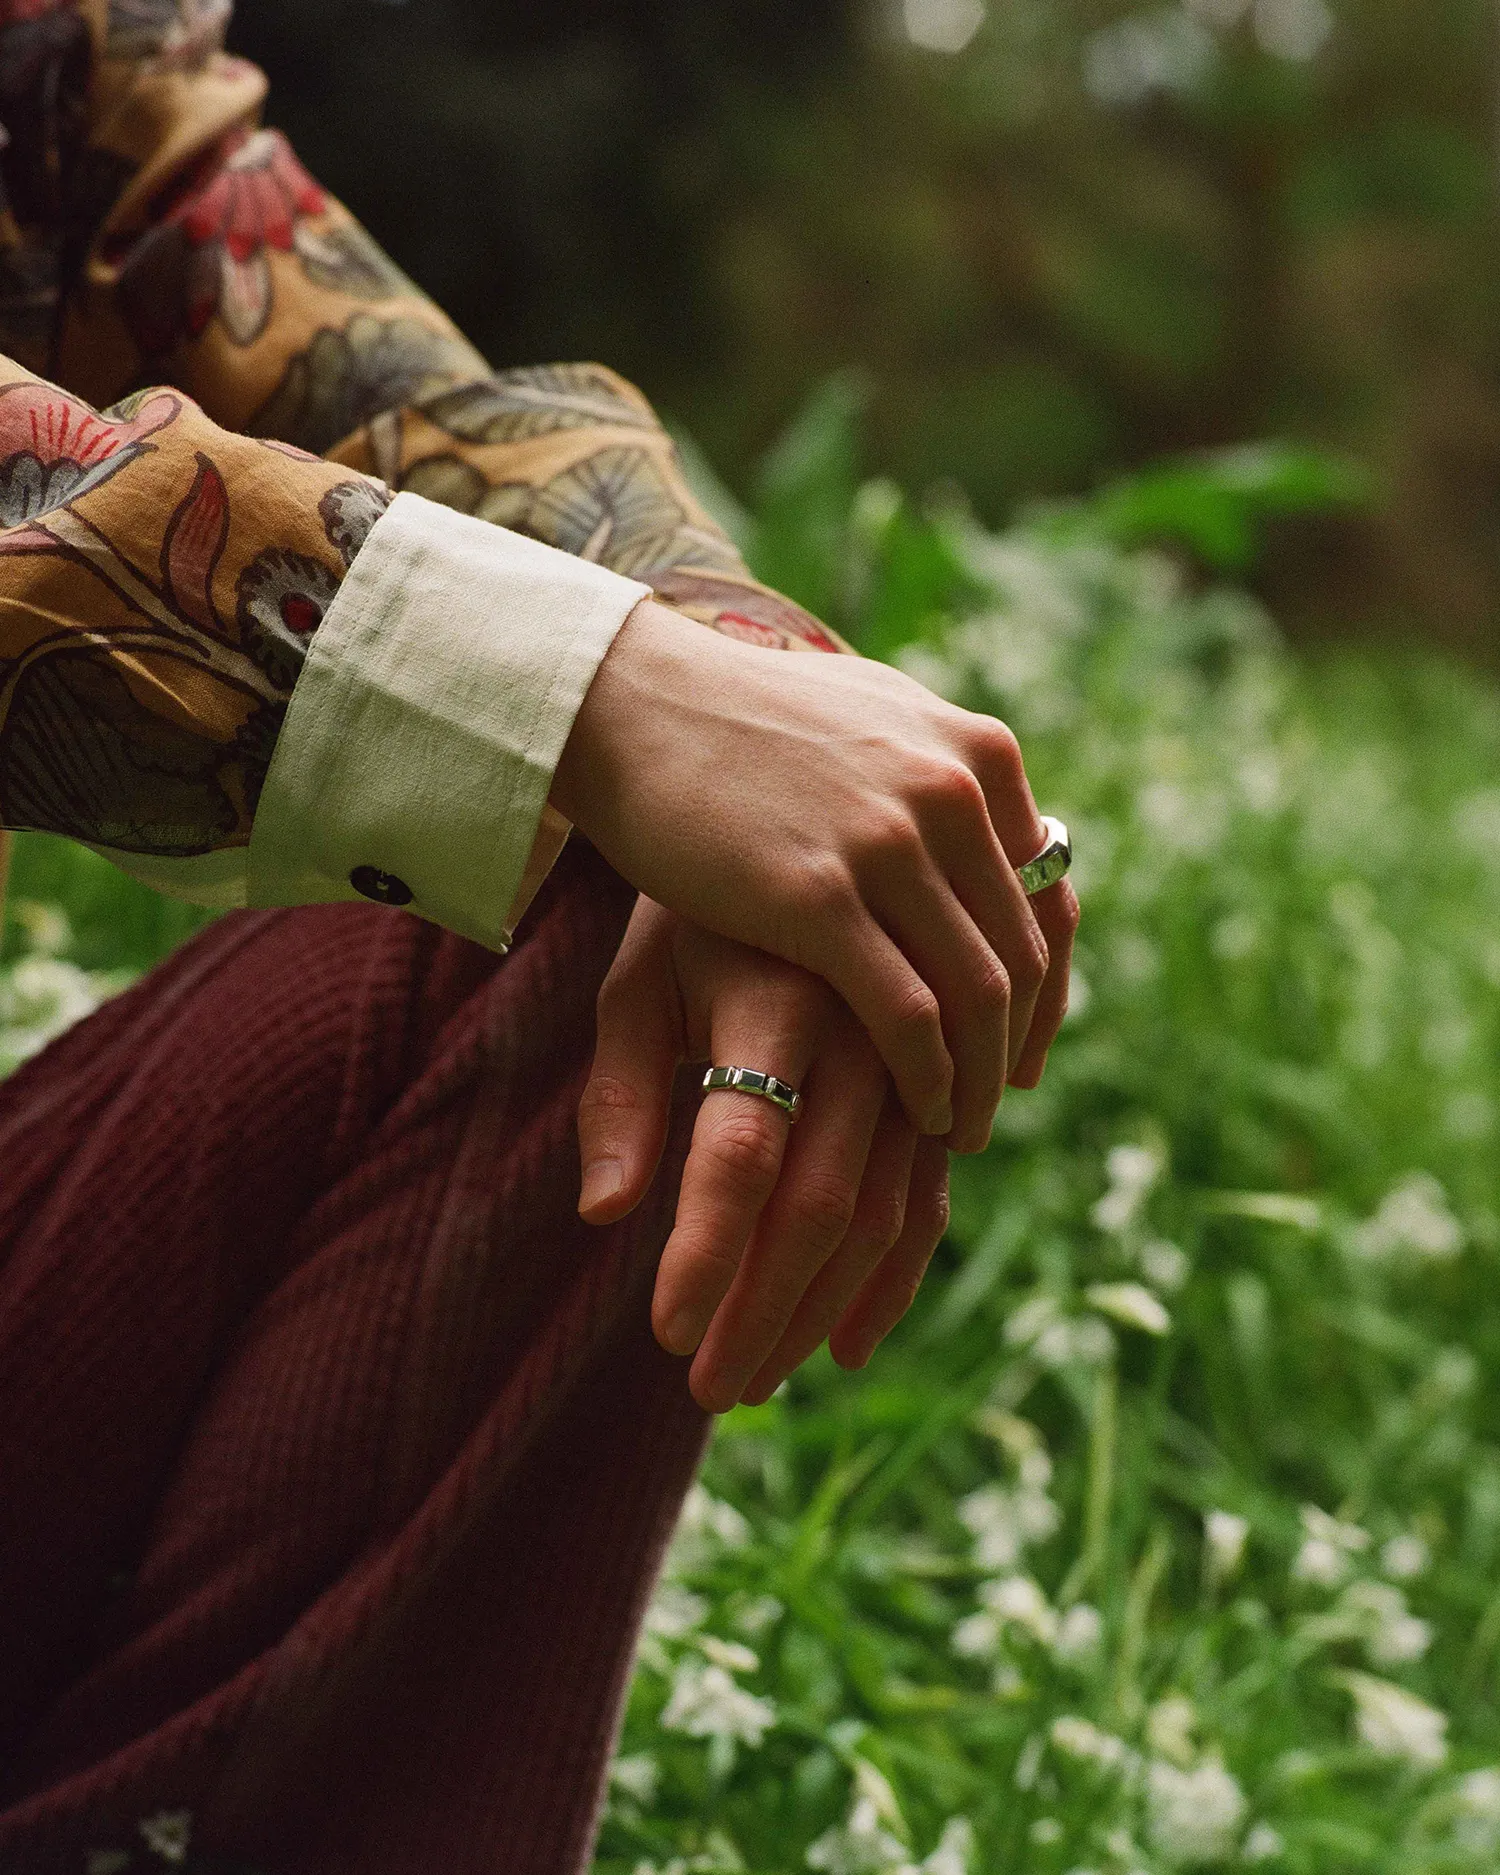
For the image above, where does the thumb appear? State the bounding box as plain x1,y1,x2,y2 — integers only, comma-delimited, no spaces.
578,907,682,1225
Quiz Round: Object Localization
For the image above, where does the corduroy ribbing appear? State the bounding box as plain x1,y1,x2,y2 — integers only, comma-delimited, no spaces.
0,844,709,1874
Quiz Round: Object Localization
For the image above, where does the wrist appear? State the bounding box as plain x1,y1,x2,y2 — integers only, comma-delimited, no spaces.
550,597,697,830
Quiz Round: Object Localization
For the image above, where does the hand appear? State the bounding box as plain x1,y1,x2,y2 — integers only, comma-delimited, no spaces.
552,600,1079,1153
577,897,952,1414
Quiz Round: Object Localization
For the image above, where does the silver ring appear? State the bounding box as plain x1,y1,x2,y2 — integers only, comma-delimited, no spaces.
1018,816,1072,896
702,1065,803,1122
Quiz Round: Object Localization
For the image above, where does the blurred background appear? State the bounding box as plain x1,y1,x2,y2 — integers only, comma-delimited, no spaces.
229,0,1500,660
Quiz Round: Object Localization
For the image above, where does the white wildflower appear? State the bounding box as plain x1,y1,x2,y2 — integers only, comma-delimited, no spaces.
645,1583,709,1640
13,900,72,955
1353,1174,1464,1262
980,1574,1058,1646
991,1660,1026,1698
1453,1767,1500,1853
610,1753,661,1806
1052,1603,1104,1666
920,1817,975,1875
1029,1817,1064,1845
1085,1282,1171,1336
1381,1533,1430,1581
1036,1316,1115,1369
804,1791,908,1875
1241,1822,1284,1862
0,955,106,1065
1005,1294,1063,1348
903,0,986,58
1293,1505,1370,1588
668,1486,751,1574
1091,1142,1165,1235
1140,1238,1191,1292
138,1812,193,1864
661,1660,776,1748
1050,1715,1136,1776
1146,1758,1248,1864
853,1759,907,1831
952,1610,1002,1660
958,1483,1059,1571
1340,1581,1432,1667
1204,1510,1250,1586
1146,1695,1199,1767
1005,1295,1115,1368
1344,1672,1448,1768
1253,0,1334,63
699,1633,761,1674
1014,1734,1045,1790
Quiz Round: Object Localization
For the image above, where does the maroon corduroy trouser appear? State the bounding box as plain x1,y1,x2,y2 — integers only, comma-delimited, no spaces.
0,843,709,1874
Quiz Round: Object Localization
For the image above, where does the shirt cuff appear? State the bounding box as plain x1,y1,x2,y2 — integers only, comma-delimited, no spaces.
246,490,650,949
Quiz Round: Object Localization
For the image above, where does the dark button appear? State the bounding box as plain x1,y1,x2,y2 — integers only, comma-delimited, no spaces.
350,866,414,908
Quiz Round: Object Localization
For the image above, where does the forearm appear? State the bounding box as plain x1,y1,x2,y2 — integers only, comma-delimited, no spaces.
49,12,845,656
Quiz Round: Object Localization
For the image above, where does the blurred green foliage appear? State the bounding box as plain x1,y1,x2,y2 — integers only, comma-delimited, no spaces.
13,385,1500,1870
234,0,1500,654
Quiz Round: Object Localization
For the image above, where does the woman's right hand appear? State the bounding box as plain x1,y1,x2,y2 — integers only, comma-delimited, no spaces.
552,598,1078,1153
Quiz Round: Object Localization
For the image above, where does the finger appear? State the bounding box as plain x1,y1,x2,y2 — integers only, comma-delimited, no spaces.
1010,879,1079,1091
828,1134,951,1370
650,985,819,1361
740,1095,918,1406
963,712,1049,874
578,911,683,1224
953,715,1058,1079
818,911,955,1138
687,1022,888,1414
881,863,1017,1157
929,811,1051,1094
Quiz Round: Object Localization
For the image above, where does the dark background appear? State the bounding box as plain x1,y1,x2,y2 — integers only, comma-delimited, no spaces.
229,0,1500,658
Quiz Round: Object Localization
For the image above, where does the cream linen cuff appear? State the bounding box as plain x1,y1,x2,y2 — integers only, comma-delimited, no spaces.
241,491,649,949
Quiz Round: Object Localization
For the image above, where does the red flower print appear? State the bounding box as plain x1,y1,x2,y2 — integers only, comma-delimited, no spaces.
124,129,328,349
0,384,178,533
173,129,325,271
714,611,790,650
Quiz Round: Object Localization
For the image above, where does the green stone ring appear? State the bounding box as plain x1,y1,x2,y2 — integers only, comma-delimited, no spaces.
1017,816,1072,896
702,1065,803,1123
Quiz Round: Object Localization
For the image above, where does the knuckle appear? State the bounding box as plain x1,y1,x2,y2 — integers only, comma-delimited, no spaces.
1012,928,1050,998
710,1112,784,1196
892,976,943,1043
578,1071,643,1123
914,1180,952,1248
864,1187,909,1256
920,756,987,822
791,1168,861,1248
855,805,923,876
971,714,1024,779
1054,885,1082,939
797,854,856,927
973,952,1013,1018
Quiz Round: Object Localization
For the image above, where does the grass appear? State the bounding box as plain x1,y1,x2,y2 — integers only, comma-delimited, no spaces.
8,417,1500,1874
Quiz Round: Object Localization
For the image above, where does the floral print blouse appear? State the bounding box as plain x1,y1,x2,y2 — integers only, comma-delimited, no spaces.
0,0,838,903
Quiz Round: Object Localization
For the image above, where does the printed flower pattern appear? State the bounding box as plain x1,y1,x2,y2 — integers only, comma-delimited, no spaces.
0,0,843,873
236,546,342,688
0,383,176,526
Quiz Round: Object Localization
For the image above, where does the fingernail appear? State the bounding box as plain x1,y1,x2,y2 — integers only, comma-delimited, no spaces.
664,1307,704,1356
925,1103,954,1137
579,1159,623,1214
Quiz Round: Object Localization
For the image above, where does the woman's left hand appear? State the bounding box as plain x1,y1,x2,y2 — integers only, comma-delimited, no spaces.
577,897,951,1415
